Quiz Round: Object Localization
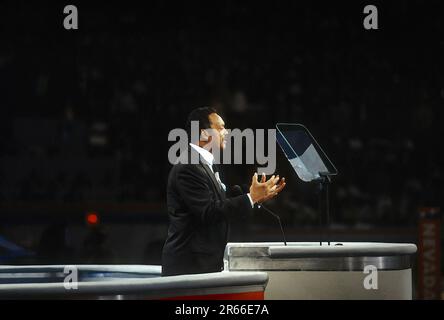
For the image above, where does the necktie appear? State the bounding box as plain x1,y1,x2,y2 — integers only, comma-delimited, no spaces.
211,164,226,192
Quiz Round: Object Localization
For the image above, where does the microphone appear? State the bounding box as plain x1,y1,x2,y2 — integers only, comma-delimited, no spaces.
257,203,287,246
228,185,243,197
230,186,287,246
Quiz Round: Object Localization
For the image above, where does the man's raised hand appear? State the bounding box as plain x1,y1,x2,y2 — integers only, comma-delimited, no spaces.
249,173,286,204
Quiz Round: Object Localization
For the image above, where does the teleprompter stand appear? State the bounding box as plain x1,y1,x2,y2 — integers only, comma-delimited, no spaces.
314,173,331,246
276,123,338,246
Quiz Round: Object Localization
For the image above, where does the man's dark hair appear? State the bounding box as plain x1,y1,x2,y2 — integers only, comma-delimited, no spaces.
186,107,217,140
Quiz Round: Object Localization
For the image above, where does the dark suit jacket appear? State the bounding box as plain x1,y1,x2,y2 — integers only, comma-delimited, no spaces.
161,149,253,276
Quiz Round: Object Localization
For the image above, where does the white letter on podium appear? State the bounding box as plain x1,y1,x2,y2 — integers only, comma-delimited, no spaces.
63,265,78,290
363,265,378,290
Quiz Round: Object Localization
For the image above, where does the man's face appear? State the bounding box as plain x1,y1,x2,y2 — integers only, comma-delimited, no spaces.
208,113,228,150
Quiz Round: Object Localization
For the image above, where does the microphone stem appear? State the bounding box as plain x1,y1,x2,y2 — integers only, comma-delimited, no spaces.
259,203,287,246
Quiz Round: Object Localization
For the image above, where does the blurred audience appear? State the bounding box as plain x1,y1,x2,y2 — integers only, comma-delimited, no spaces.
0,2,441,227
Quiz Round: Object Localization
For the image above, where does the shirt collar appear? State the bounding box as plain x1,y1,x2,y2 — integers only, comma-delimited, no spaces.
189,143,214,166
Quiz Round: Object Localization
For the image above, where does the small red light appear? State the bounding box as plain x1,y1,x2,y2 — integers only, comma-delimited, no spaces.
86,212,99,225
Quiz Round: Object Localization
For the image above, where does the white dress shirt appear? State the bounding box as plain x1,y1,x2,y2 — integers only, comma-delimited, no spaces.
190,143,254,207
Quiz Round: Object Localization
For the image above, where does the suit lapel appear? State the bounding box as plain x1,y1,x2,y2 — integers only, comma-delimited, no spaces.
188,147,225,200
201,163,225,200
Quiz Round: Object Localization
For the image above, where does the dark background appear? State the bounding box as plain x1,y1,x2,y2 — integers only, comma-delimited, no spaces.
0,1,442,266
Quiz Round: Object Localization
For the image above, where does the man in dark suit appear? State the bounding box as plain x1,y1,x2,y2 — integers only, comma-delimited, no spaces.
161,107,286,276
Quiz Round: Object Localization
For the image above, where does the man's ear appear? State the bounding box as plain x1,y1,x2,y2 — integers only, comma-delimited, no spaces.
200,129,210,142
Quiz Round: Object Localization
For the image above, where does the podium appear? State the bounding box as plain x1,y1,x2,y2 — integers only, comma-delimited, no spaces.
224,242,417,299
246,124,418,299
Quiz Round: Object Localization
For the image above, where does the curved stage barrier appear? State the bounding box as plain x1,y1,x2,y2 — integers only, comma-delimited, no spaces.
224,242,417,300
0,242,418,300
0,265,268,300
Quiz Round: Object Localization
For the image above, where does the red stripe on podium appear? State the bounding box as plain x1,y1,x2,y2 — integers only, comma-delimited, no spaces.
161,291,264,300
